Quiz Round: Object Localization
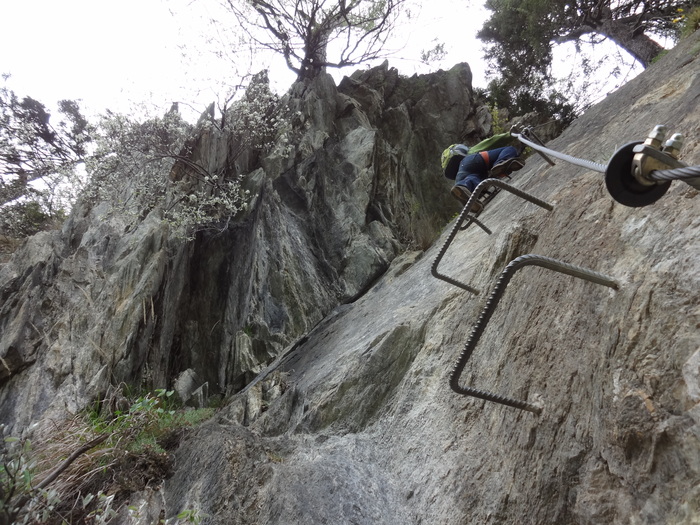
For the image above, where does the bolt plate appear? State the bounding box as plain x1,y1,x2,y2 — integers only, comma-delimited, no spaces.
605,142,671,207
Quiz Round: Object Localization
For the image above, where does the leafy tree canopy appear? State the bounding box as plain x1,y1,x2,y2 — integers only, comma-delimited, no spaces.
1,79,94,236
478,0,694,121
0,80,92,208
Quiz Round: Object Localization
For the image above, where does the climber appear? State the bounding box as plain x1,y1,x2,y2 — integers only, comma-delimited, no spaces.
441,132,525,212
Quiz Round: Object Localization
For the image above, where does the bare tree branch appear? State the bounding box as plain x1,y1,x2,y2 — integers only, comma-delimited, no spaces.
222,0,407,80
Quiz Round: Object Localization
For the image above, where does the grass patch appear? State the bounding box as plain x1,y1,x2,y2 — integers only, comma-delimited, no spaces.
1,387,216,524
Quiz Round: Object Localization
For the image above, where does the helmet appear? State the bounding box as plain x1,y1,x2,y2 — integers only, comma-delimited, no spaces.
441,144,470,178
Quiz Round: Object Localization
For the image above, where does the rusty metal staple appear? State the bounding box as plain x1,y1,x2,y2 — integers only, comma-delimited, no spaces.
449,254,619,414
431,179,553,295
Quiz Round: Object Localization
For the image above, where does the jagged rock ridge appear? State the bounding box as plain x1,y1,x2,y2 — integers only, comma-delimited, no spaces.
0,61,483,428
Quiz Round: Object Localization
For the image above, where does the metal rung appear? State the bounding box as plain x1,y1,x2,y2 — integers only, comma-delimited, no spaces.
432,179,553,295
449,254,619,414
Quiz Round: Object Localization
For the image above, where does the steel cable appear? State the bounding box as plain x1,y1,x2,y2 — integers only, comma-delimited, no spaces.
648,165,700,181
513,130,700,183
512,132,608,173
449,254,619,414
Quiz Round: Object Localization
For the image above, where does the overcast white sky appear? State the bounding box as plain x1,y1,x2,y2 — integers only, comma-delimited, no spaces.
0,0,491,121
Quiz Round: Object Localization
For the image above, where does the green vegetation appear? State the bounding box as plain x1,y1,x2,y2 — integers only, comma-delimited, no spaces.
478,0,695,123
680,6,700,37
175,508,205,524
0,388,215,524
650,50,671,64
1,71,285,247
0,82,91,238
488,103,507,135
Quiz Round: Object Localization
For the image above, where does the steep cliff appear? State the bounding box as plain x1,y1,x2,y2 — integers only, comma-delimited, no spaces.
0,62,482,431
1,30,700,524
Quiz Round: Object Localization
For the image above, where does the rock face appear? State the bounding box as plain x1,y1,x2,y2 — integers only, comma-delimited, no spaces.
0,62,482,432
2,31,700,525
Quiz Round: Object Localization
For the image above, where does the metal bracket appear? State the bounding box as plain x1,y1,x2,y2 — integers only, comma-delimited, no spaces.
449,254,619,414
632,143,685,186
605,125,700,206
519,127,556,166
605,142,672,207
432,179,553,295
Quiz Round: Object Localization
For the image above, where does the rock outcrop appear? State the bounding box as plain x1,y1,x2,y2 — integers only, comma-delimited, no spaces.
0,62,483,432
1,31,700,525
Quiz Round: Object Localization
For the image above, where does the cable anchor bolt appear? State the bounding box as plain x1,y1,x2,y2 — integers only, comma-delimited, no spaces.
605,125,690,207
631,127,685,186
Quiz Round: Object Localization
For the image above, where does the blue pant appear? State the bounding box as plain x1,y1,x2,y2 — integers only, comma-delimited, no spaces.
455,146,518,191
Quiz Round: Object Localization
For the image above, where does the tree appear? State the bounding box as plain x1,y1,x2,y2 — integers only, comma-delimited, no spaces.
0,80,93,235
223,0,408,80
1,73,287,244
83,73,288,239
482,76,578,128
480,0,693,69
478,0,694,119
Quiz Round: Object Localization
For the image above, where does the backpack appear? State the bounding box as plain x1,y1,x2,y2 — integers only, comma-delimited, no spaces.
441,144,470,180
441,133,516,179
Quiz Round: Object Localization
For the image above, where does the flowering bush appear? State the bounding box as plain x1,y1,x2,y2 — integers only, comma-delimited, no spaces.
2,73,287,244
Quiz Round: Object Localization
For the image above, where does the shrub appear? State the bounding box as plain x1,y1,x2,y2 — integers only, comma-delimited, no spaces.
1,388,215,524
681,7,700,37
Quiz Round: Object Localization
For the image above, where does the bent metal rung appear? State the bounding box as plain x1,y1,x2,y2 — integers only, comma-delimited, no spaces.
431,179,553,295
450,254,619,414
